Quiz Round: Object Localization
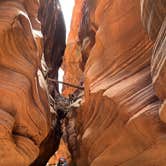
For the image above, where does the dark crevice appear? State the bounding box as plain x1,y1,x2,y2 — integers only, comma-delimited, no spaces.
31,0,67,165
31,0,85,165
39,0,66,98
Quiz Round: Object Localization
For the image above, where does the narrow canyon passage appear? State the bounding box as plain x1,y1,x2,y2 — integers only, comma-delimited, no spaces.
0,0,166,166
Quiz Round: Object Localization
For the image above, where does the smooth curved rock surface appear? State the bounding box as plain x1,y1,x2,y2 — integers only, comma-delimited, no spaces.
62,0,166,166
0,0,65,165
62,0,84,96
0,1,48,165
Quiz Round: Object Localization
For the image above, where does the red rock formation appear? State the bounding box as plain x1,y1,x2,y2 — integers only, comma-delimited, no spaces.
0,0,65,165
62,0,84,96
63,0,166,166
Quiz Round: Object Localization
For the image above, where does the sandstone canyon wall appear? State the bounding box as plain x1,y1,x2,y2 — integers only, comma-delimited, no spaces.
62,0,84,96
63,0,166,166
0,0,65,165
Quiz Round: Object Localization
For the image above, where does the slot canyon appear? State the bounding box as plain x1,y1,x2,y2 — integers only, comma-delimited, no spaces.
0,0,166,166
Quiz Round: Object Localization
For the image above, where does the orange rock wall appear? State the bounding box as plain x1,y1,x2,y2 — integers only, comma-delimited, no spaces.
0,1,48,165
0,0,65,165
63,0,166,166
62,0,84,96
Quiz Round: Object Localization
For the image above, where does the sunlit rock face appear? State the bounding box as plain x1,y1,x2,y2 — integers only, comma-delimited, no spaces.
0,0,65,165
62,0,84,96
63,0,166,166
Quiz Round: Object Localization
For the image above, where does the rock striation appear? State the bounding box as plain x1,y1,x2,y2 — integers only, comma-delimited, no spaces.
63,0,166,166
141,0,166,125
62,0,84,96
0,0,65,165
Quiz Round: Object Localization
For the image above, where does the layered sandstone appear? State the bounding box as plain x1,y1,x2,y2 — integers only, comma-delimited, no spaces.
141,0,166,124
32,0,66,165
62,0,84,96
0,0,65,165
63,0,166,166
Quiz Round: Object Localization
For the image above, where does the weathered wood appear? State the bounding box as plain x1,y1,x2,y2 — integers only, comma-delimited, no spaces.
48,78,84,90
